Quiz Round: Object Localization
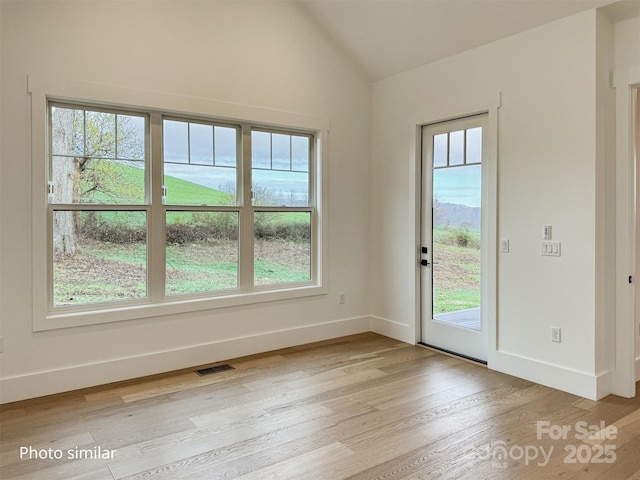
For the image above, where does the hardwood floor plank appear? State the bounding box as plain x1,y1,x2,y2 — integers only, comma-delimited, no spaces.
2,333,640,480
225,442,354,480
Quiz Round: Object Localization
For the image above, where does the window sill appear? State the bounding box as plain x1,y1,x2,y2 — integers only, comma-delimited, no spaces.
35,284,328,331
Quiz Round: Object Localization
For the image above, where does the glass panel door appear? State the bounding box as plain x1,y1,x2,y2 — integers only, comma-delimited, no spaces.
421,114,488,362
432,136,482,329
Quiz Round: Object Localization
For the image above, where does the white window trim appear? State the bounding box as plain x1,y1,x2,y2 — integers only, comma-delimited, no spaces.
29,75,329,331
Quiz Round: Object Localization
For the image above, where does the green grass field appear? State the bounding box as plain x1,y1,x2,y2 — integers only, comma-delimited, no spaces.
431,226,481,314
58,163,479,309
79,161,308,226
55,163,312,306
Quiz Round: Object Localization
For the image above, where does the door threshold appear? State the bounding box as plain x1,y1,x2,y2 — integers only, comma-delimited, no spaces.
418,342,487,366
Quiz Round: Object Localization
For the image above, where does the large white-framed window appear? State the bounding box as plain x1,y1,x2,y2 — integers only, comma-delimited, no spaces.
30,76,328,331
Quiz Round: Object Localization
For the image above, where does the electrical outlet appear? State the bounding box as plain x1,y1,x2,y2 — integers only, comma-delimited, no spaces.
551,327,561,343
501,239,509,253
339,293,345,304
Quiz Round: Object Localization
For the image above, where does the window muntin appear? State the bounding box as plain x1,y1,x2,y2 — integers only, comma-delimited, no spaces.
47,102,318,314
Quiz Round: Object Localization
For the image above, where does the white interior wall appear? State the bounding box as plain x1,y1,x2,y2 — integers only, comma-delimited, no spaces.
371,10,611,398
0,0,371,403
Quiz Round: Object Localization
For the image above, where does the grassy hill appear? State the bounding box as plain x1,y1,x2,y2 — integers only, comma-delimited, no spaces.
80,161,234,205
78,161,308,228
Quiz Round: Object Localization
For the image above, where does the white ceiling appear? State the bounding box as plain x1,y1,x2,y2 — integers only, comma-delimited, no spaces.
297,0,623,81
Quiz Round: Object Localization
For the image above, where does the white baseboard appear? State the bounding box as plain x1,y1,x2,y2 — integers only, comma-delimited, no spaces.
0,316,370,404
489,350,602,401
369,315,416,344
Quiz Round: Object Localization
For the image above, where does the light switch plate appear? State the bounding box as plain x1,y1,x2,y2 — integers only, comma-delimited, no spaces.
541,241,561,256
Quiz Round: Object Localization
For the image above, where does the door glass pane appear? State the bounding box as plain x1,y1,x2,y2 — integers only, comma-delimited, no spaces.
432,164,481,330
449,130,464,166
433,133,448,168
466,127,482,164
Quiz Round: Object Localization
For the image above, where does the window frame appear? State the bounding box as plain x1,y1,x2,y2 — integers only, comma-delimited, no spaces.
47,102,152,312
30,75,329,331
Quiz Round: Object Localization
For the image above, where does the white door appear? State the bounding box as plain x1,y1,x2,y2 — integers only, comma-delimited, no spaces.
420,114,489,362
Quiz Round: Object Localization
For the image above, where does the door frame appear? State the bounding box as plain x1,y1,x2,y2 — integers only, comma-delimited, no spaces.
613,67,639,397
409,91,500,363
420,114,490,362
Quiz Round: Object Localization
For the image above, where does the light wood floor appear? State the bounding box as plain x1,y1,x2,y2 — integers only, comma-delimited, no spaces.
2,333,640,479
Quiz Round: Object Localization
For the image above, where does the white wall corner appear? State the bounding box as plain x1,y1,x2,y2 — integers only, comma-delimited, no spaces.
0,316,370,404
369,315,416,345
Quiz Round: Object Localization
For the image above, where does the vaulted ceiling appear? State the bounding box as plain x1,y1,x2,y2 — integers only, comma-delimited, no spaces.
297,0,625,81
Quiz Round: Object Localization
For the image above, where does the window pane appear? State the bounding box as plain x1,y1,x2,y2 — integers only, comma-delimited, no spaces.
85,111,116,158
164,164,236,206
166,212,239,295
433,164,482,212
466,127,482,164
214,126,237,167
51,107,84,156
433,133,448,167
291,136,309,172
252,131,310,207
254,212,311,286
189,123,214,165
251,130,271,169
271,133,291,170
53,211,147,307
52,156,145,204
116,114,145,160
252,170,309,207
449,130,464,166
164,120,189,164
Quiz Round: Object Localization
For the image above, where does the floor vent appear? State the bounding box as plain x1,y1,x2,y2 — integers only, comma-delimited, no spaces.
195,364,235,376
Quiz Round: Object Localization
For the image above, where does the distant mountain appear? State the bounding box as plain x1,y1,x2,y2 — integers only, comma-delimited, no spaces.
434,202,480,229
